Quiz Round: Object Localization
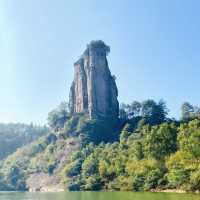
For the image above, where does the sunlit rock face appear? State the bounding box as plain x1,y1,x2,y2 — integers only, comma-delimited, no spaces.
69,40,119,119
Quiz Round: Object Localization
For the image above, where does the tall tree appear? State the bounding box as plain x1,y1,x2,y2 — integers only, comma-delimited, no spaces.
141,99,168,125
47,102,70,130
181,102,195,120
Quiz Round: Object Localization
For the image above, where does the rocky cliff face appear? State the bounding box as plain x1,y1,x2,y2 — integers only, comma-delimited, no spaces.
69,40,119,119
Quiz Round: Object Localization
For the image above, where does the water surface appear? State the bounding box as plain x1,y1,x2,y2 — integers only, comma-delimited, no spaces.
0,192,200,200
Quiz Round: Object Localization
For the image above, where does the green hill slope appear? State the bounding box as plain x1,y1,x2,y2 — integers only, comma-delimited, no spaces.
1,100,200,192
0,123,48,160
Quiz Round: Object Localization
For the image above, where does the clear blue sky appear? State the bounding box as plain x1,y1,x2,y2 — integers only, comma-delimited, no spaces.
0,0,200,124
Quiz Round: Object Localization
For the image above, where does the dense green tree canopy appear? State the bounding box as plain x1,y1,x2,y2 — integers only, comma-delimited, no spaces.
1,100,200,192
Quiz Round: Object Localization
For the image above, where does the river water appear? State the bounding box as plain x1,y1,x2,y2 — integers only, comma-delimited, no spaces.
0,191,200,200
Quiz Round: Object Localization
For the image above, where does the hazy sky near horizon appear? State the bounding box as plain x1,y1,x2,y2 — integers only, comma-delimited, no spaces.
0,0,200,124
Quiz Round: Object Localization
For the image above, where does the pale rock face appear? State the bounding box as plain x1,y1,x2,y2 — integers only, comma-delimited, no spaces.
69,40,119,119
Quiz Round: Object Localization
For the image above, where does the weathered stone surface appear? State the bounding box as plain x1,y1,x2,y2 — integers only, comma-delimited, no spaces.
69,40,119,119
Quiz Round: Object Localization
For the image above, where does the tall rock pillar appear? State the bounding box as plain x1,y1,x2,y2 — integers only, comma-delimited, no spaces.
69,40,119,119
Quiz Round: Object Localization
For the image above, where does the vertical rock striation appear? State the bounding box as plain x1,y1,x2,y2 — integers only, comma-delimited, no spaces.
69,40,119,119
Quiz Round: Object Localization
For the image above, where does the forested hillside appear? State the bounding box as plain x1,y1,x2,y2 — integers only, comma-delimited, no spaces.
0,123,48,160
1,100,200,192
63,101,200,192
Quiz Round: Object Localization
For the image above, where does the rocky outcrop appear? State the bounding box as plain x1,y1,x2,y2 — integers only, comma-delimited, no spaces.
69,40,119,119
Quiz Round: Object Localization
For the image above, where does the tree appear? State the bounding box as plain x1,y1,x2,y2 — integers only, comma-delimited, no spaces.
141,99,168,125
125,158,164,191
79,117,118,144
119,101,141,119
119,107,127,120
130,101,141,117
141,100,157,117
119,103,129,119
144,123,177,160
189,170,200,191
129,140,144,160
181,102,195,120
63,159,82,177
0,173,6,190
166,151,190,188
120,123,132,144
98,160,109,178
178,119,200,160
5,165,26,190
82,155,98,177
47,102,70,130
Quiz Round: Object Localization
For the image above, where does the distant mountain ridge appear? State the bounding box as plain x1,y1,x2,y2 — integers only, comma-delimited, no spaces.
0,123,48,160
